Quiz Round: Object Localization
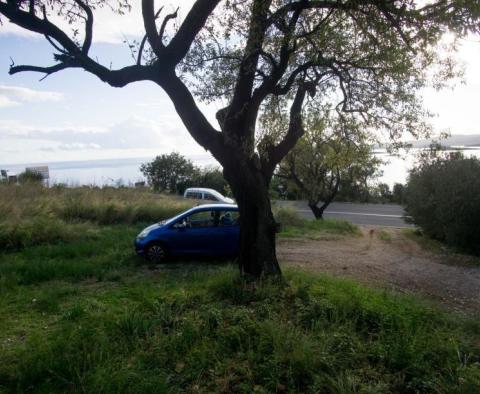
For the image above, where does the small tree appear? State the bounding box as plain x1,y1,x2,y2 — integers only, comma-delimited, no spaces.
406,153,480,255
140,152,195,193
278,116,380,218
392,183,406,205
376,183,393,203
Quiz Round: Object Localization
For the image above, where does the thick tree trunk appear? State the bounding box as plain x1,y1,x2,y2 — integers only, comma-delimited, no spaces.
223,157,282,278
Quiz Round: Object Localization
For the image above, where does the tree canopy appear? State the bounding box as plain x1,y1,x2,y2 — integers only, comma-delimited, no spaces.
140,152,229,194
278,115,381,218
140,152,196,193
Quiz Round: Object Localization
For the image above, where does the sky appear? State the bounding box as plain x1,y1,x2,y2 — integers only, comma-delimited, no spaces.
0,3,479,167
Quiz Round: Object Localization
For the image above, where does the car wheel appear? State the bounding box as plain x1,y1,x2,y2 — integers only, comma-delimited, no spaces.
146,243,167,263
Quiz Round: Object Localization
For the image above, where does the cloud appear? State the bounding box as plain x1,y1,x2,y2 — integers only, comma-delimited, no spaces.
39,143,102,152
0,95,20,108
0,85,63,107
0,116,192,152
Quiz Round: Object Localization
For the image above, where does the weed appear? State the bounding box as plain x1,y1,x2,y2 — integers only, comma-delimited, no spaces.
403,228,445,252
378,230,392,242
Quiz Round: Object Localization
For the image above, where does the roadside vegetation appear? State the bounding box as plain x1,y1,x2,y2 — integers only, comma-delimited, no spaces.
402,228,445,253
1,184,479,392
405,153,480,256
378,230,393,242
274,208,360,239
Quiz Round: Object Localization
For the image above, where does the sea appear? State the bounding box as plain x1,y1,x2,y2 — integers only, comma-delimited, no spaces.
1,148,480,188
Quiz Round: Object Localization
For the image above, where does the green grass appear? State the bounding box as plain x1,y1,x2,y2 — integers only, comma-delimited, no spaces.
0,224,142,287
0,220,479,393
1,185,479,392
275,207,360,239
403,228,450,253
378,230,393,242
0,261,479,393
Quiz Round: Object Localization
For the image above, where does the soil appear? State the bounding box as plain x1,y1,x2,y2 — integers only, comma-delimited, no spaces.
277,227,480,316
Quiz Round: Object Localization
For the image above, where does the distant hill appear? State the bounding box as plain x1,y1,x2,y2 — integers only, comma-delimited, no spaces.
409,134,480,149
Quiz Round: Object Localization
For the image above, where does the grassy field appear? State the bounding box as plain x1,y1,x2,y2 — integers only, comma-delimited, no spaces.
1,185,479,393
0,184,192,252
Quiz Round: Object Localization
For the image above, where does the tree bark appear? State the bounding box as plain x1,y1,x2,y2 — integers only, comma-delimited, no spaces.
223,156,282,278
308,201,326,219
308,174,341,220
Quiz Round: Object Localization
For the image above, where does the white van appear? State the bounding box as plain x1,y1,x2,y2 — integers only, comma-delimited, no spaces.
183,187,234,204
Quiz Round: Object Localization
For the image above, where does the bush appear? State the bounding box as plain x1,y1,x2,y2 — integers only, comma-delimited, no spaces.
406,155,480,255
273,207,305,227
17,170,44,184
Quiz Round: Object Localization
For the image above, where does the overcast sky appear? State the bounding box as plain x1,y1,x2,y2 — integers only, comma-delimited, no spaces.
0,5,479,166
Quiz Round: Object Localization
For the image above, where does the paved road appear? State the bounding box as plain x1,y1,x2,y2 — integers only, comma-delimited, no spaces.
274,200,412,228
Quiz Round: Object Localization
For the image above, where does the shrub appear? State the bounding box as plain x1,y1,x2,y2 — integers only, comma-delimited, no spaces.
17,170,44,184
273,207,305,227
406,155,480,255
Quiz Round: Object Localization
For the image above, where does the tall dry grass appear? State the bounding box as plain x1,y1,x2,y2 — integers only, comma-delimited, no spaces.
0,184,192,251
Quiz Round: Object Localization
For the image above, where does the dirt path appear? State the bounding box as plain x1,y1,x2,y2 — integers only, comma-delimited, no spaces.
278,227,480,315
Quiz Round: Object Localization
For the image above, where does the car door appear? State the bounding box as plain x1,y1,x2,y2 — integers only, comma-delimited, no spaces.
169,209,220,254
217,210,240,255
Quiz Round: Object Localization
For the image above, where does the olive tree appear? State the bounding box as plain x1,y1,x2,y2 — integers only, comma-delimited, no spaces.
1,0,478,277
277,115,381,219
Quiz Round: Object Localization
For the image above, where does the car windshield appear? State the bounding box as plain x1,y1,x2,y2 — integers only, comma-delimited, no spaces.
159,209,194,226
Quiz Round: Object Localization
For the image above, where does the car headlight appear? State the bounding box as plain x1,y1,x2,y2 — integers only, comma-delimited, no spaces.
137,229,151,239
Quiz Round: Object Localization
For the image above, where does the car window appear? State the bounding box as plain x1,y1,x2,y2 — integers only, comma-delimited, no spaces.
186,210,219,228
186,191,202,199
218,210,240,227
204,193,218,201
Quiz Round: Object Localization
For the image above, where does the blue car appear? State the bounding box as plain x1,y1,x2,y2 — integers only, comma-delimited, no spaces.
135,204,240,262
